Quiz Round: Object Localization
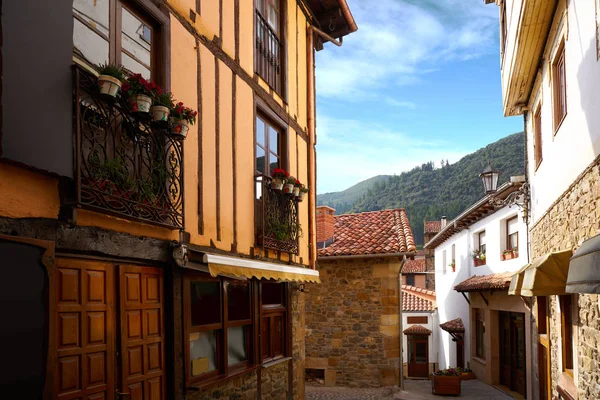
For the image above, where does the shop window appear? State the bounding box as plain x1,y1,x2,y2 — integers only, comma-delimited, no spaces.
261,281,289,362
475,309,485,359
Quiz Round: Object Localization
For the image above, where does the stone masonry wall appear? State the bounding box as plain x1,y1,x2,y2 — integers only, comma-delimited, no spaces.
305,259,401,387
530,161,600,399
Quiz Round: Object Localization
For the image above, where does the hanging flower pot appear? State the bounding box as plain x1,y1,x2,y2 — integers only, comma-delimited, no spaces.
271,179,284,190
299,188,308,201
150,105,170,122
171,119,190,139
98,75,122,97
293,186,300,196
284,176,297,194
129,94,152,113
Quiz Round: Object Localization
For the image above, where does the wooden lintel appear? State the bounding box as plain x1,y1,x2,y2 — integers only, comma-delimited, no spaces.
460,291,470,305
479,291,489,306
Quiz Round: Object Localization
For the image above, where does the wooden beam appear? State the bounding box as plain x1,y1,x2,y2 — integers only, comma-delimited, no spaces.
460,291,470,305
478,292,489,306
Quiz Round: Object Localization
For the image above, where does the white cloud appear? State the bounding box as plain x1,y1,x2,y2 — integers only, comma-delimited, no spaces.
315,0,499,102
316,115,471,193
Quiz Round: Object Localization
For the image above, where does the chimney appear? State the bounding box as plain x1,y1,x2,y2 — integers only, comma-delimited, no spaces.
316,206,335,245
441,216,447,229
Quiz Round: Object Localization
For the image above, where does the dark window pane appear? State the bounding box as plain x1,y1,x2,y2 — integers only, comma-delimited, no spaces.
269,152,279,176
269,126,279,155
227,281,250,321
256,117,266,147
272,315,283,357
228,326,248,366
189,331,217,376
191,281,221,326
406,275,415,286
256,146,266,174
262,282,284,305
261,316,270,359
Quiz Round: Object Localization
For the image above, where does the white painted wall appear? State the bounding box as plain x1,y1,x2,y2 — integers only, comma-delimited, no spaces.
519,0,600,225
433,205,528,369
402,310,438,365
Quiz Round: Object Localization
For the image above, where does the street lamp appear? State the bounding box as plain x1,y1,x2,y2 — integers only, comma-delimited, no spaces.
479,164,501,195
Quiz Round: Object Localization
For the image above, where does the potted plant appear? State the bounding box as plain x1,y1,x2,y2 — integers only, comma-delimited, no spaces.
472,249,486,266
431,368,461,395
502,249,517,260
271,168,288,190
151,88,173,124
122,73,154,113
97,63,125,98
449,259,456,272
458,367,475,381
170,101,197,139
284,176,296,194
299,185,309,201
293,179,302,196
511,247,519,258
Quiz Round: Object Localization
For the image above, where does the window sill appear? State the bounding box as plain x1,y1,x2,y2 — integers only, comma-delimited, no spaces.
557,371,577,400
472,356,486,366
262,356,291,369
186,365,260,392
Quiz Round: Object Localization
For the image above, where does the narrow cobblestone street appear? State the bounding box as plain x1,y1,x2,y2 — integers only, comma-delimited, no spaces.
306,380,515,399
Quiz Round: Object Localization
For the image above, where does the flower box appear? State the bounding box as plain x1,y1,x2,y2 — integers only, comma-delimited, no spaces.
431,375,461,396
474,258,485,267
502,250,518,261
460,371,476,380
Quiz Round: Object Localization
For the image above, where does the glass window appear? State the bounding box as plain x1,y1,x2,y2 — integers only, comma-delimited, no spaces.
189,331,217,377
405,275,415,286
121,6,152,78
560,295,573,374
255,0,283,92
475,309,485,359
534,106,543,169
72,0,110,66
478,231,486,255
255,115,282,176
261,282,288,363
262,281,284,306
227,281,251,321
507,216,519,251
191,281,221,326
227,326,248,366
553,42,567,131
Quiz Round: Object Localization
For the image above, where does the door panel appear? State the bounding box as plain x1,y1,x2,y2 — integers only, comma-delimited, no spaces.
119,265,165,400
55,258,115,400
407,335,429,378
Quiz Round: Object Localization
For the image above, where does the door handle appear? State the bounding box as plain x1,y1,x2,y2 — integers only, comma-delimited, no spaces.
116,390,130,399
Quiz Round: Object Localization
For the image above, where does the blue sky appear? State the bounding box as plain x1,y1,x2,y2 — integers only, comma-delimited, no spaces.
315,0,523,194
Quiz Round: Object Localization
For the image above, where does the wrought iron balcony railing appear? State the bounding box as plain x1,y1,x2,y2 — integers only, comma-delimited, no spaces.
255,10,282,94
255,176,300,255
73,65,184,229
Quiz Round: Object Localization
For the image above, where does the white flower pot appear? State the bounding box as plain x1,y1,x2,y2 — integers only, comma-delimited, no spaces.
98,75,122,97
299,192,306,201
129,94,152,113
284,183,294,194
293,187,300,196
151,105,170,122
271,179,284,190
172,119,190,139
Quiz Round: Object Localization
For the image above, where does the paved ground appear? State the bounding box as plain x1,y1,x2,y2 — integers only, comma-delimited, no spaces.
306,379,515,399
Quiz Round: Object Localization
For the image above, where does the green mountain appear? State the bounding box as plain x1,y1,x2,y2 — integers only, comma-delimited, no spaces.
317,132,525,245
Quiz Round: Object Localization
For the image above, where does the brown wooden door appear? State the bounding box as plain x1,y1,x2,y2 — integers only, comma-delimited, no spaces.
499,312,527,397
55,258,116,400
456,337,464,369
407,335,429,378
538,339,551,400
499,312,511,388
118,265,165,400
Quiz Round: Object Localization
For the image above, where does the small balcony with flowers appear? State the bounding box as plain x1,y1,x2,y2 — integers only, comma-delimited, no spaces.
255,168,308,255
73,64,197,229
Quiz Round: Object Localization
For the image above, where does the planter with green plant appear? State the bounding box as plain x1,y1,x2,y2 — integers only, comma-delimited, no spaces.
151,89,173,124
170,101,197,139
293,179,301,196
284,176,296,194
97,63,125,98
449,259,456,272
299,185,308,201
431,368,461,395
472,249,486,266
122,73,154,113
502,248,518,261
457,367,475,380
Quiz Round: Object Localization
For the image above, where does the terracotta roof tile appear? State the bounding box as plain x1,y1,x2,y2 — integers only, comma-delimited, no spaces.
439,318,465,333
454,273,512,293
404,325,432,335
317,209,417,257
403,258,426,273
402,285,436,311
424,221,442,233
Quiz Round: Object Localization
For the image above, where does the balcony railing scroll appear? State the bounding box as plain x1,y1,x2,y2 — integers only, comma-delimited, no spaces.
255,176,300,255
73,65,184,229
255,10,282,94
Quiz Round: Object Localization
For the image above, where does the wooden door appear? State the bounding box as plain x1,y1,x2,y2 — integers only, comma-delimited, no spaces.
499,312,511,388
499,312,527,397
407,335,429,378
119,265,165,400
55,258,115,400
456,337,464,369
538,340,551,400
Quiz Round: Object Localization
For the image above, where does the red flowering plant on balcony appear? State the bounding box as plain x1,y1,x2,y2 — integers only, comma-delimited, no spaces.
171,102,197,125
271,168,289,180
122,73,156,113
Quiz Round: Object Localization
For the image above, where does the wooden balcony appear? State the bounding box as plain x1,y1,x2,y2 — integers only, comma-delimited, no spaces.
73,65,184,229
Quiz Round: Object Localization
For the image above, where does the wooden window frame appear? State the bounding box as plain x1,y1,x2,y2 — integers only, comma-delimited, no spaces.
260,281,290,363
500,0,507,60
254,99,289,178
534,105,543,171
537,296,548,335
552,40,567,133
254,0,287,97
183,273,258,386
506,216,518,251
478,231,486,255
475,309,485,359
72,0,169,87
560,295,574,377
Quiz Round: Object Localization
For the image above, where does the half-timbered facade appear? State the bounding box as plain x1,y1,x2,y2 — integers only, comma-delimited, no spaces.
0,1,356,399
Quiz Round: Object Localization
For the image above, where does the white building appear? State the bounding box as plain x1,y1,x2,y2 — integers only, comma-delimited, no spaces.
425,181,531,399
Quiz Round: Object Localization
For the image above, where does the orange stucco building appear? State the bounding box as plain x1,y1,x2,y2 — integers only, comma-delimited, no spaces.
0,1,355,399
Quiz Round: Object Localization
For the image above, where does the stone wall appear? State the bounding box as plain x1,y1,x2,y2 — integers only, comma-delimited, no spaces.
305,258,401,387
261,361,289,400
530,161,600,399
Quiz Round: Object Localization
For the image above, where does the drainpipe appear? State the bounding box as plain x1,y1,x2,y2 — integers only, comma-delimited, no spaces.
307,28,316,269
398,256,407,390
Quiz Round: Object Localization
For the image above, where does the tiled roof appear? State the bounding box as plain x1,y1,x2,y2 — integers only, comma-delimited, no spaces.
403,258,426,273
404,325,432,335
402,285,436,311
454,273,513,293
317,209,417,257
439,318,465,333
424,221,442,233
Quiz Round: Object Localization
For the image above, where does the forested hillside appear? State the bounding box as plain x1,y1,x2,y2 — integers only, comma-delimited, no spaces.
317,132,525,244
